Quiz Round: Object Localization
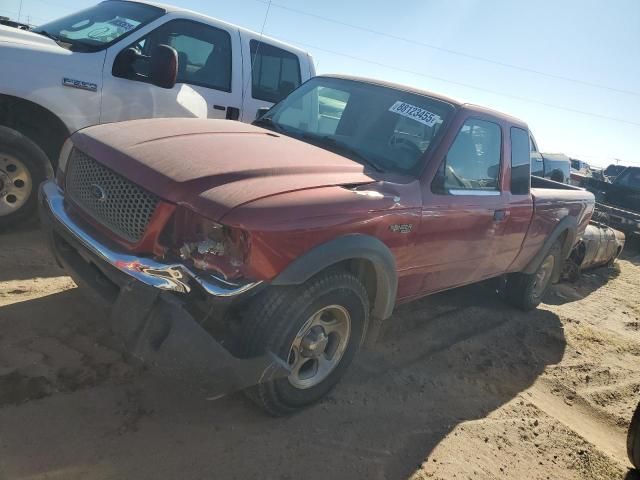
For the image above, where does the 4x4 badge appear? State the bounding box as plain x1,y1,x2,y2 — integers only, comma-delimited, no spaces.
389,224,413,234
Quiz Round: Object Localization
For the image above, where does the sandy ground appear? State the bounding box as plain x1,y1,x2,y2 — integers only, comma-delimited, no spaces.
0,227,639,480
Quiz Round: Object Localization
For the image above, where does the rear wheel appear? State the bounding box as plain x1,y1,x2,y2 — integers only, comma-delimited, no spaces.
240,270,369,416
0,126,50,229
505,242,562,311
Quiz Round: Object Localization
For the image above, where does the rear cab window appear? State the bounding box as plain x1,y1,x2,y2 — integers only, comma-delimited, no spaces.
250,40,302,103
511,127,531,195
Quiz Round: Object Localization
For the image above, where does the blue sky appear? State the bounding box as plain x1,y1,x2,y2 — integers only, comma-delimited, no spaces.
3,0,639,167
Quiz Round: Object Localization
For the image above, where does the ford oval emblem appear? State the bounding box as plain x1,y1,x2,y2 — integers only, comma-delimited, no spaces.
89,184,107,202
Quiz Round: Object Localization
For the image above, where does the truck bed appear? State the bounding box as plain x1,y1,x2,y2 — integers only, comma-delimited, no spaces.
510,176,595,273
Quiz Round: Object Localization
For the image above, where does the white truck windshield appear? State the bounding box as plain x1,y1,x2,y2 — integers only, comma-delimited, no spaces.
33,1,164,52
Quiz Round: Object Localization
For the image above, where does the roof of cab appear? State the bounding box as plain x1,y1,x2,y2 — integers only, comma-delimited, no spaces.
114,0,310,57
320,74,529,129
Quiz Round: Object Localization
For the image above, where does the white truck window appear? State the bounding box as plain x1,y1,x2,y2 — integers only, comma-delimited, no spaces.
120,20,233,92
32,0,164,52
250,40,301,103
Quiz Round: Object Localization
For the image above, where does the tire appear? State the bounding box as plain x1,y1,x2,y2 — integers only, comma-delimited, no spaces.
505,241,562,311
240,269,369,416
0,126,51,230
629,401,640,469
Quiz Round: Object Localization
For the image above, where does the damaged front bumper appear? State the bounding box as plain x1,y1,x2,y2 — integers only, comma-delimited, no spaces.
39,180,288,397
40,181,261,297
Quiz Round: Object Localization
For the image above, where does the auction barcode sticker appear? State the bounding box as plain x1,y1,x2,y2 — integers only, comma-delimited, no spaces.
109,19,136,32
388,101,440,127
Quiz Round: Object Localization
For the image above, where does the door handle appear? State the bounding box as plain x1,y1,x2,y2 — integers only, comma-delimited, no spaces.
212,105,226,111
493,209,508,222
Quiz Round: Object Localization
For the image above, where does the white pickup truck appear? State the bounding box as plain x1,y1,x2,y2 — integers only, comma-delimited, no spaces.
0,0,315,227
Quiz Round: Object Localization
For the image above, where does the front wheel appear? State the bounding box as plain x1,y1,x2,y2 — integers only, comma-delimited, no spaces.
0,126,50,229
504,242,562,311
239,270,369,416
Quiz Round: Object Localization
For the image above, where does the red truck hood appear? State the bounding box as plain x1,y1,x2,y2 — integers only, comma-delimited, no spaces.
71,118,375,221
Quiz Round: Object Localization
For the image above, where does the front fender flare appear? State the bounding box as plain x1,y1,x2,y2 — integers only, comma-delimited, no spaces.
271,234,397,320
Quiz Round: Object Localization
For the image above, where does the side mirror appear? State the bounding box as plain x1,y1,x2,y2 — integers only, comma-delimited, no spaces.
149,44,178,89
255,106,270,120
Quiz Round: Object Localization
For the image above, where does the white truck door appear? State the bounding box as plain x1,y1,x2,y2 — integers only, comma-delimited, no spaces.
100,18,242,123
239,36,308,122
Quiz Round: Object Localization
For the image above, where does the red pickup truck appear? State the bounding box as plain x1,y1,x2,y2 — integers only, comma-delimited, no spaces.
40,75,594,415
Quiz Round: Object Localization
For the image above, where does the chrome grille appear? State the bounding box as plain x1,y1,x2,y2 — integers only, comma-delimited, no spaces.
65,148,159,243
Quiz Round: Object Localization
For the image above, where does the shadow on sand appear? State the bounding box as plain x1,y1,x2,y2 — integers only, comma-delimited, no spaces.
0,280,566,479
544,263,621,306
0,225,64,281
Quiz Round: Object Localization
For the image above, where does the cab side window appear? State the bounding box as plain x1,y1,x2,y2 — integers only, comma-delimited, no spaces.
250,40,301,103
433,118,502,193
511,127,531,195
114,20,232,92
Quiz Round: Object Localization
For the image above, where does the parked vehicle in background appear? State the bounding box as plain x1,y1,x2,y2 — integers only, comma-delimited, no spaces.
563,219,625,281
40,75,594,414
571,158,590,175
603,163,627,181
589,166,605,181
0,17,30,30
531,151,571,184
0,0,315,228
569,157,591,185
582,166,640,236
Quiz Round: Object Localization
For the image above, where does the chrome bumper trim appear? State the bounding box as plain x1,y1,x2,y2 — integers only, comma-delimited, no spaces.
40,181,261,298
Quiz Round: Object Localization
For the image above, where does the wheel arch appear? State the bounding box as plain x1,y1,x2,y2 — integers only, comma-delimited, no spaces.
570,238,587,266
523,215,577,275
0,94,70,171
271,234,398,321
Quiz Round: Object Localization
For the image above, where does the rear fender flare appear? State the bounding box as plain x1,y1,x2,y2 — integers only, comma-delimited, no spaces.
523,215,577,275
270,234,397,320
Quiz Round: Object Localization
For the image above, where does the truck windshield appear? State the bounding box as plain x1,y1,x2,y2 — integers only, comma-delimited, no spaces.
615,168,640,190
255,77,455,176
33,1,164,52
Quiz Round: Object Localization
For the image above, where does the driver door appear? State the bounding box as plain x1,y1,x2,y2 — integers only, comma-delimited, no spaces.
412,117,505,296
100,18,241,123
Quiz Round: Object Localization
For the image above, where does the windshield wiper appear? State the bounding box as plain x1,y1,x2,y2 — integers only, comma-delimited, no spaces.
300,133,383,173
33,30,60,42
253,117,283,133
32,30,98,52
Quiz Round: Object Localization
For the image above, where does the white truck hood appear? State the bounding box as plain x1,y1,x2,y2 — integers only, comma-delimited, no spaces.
0,25,60,50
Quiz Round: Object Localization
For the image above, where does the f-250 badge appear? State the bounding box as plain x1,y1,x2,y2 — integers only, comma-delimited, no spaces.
389,223,413,234
62,77,98,92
